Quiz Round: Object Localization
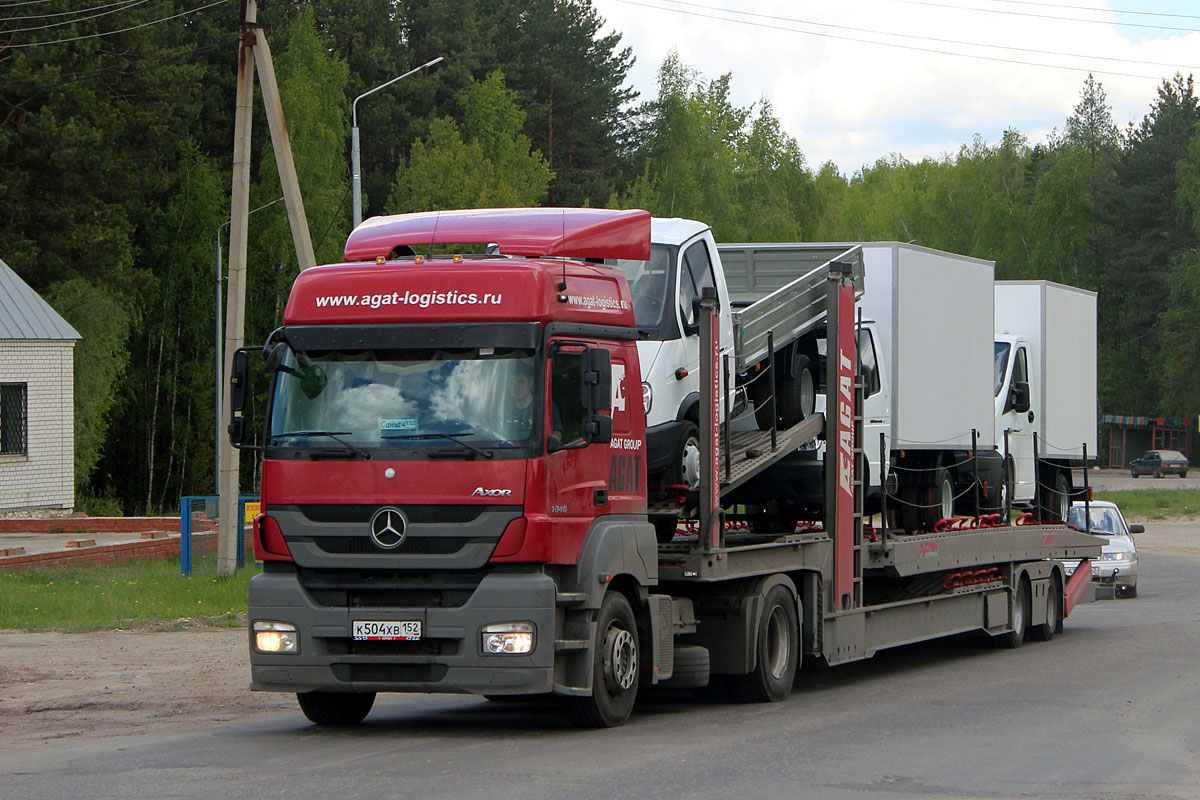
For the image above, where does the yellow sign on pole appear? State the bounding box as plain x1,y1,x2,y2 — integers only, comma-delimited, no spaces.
244,501,261,523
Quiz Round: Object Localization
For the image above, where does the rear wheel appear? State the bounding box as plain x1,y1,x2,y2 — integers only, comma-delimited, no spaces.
1154,468,1162,479
564,591,639,728
726,585,799,703
899,467,953,532
777,353,815,429
296,691,376,726
999,578,1029,649
1029,574,1061,642
1039,469,1070,522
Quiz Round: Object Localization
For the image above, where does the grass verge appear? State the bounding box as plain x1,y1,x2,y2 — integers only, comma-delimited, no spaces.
1093,489,1200,521
0,554,257,633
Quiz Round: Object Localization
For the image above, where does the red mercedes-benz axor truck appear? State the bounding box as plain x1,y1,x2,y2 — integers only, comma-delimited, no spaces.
230,207,1101,728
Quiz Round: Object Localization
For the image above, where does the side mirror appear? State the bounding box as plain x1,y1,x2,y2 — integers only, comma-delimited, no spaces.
585,414,613,443
263,342,288,373
682,297,703,336
1010,380,1030,414
231,349,250,413
546,433,563,454
582,347,611,412
1129,523,1145,534
228,416,246,447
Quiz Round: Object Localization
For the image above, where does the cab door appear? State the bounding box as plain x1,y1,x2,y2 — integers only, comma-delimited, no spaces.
1002,345,1036,503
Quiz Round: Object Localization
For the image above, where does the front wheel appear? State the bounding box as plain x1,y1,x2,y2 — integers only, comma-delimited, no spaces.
1131,470,1139,479
564,591,639,728
776,353,815,429
1154,468,1162,479
726,584,799,703
666,421,702,493
296,691,376,726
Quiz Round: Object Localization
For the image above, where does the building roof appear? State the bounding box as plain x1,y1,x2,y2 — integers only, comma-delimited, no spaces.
0,258,81,341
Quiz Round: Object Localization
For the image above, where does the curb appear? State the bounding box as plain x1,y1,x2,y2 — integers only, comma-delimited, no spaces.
0,532,218,571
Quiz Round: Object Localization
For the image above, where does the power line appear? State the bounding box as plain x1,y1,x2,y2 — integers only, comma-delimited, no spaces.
605,0,1191,80
1,0,148,24
646,0,1199,72
889,0,1200,33
1,0,152,34
0,0,230,48
969,0,1200,22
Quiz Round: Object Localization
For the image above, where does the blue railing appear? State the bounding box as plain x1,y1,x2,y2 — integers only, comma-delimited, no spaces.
179,493,258,576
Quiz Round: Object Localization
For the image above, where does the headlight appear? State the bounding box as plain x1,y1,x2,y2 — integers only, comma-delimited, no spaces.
1102,552,1131,562
482,622,535,655
253,620,299,654
642,382,652,415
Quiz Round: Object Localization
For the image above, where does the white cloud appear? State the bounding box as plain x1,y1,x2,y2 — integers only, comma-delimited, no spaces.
593,0,1200,175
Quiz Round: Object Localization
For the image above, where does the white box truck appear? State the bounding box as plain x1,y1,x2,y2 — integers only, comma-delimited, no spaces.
994,281,1098,519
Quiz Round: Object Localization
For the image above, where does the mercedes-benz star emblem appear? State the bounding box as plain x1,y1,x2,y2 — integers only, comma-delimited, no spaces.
368,507,407,550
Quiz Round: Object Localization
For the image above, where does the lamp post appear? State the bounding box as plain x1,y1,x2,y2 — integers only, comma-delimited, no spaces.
351,56,444,229
214,196,283,493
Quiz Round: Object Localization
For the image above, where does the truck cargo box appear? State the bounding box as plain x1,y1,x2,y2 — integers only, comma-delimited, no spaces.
995,280,1097,460
859,243,996,450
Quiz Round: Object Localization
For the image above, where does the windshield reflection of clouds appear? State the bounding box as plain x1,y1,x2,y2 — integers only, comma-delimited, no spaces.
271,348,534,446
1068,506,1123,534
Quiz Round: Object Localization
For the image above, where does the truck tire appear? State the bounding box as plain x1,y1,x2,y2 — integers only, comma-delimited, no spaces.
652,515,680,544
1029,573,1061,642
776,353,815,429
748,369,775,430
898,467,953,533
998,577,1029,649
726,585,799,703
666,421,701,493
564,591,639,728
1039,471,1069,522
296,691,376,725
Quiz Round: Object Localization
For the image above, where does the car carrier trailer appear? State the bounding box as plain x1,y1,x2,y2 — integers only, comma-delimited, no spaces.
235,207,1102,728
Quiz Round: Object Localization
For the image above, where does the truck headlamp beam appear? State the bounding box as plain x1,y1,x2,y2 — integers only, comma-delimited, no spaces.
482,622,535,655
254,620,299,654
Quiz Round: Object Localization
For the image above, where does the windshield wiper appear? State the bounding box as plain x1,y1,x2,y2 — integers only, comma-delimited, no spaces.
270,430,373,461
388,432,494,459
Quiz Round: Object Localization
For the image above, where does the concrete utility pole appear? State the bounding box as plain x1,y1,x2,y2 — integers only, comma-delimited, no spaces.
351,56,444,228
218,0,317,577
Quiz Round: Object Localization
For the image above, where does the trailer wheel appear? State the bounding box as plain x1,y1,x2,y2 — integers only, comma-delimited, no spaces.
565,591,639,728
999,577,1030,649
727,585,799,703
1029,573,1061,642
777,353,815,428
296,691,376,726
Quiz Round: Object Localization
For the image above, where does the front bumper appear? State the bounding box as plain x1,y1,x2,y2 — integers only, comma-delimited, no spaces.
248,566,558,695
1063,559,1137,589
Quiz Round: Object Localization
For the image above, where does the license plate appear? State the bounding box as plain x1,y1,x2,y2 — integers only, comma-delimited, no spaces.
1065,566,1075,576
353,620,422,641
1091,565,1100,577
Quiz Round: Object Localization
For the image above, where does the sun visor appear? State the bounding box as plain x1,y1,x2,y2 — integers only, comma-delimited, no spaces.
344,207,651,262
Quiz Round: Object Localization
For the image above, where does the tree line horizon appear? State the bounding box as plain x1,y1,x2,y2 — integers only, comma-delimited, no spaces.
2,0,1196,514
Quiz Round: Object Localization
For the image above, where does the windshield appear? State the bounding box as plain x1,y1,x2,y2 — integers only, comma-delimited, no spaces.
1067,505,1126,535
608,244,676,336
268,346,538,453
994,341,1010,397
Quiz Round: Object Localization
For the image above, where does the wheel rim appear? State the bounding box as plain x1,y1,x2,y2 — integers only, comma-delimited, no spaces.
765,606,791,680
603,626,637,692
680,435,702,490
798,369,815,419
1048,586,1059,630
1013,587,1025,636
939,475,954,519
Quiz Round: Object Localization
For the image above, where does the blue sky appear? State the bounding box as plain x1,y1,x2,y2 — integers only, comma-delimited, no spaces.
593,0,1200,175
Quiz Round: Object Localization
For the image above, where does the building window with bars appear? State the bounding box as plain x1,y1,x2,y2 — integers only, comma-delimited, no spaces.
1,383,28,455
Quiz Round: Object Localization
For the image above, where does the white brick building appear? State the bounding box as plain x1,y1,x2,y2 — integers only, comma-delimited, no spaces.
0,258,80,512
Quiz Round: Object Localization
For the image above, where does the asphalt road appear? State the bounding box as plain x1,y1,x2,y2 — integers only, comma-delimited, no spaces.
1088,468,1200,492
4,528,1198,800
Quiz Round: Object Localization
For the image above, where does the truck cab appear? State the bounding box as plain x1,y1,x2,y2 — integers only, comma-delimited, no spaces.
993,333,1037,508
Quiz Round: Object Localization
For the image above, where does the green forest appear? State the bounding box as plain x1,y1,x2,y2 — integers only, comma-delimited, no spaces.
3,1,1198,514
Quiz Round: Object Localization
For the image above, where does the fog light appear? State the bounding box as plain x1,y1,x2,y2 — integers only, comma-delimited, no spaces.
253,620,298,654
482,622,535,655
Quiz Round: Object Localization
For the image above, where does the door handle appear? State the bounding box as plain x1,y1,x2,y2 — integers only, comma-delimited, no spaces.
1028,411,1036,423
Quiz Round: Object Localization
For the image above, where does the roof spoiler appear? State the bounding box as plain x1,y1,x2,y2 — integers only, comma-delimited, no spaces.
343,207,651,262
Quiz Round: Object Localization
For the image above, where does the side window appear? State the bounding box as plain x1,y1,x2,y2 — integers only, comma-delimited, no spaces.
679,240,716,329
549,351,585,445
0,383,28,455
858,331,880,397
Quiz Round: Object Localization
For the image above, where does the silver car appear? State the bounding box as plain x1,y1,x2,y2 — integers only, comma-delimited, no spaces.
1064,500,1141,598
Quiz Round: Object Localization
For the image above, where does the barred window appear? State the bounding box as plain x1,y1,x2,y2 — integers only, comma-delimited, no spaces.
1,383,28,455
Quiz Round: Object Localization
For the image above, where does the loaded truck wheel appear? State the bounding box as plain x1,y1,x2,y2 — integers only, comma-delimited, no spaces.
776,353,815,429
999,577,1030,649
899,467,953,533
1029,573,1061,642
1038,471,1070,522
726,584,799,703
749,369,775,430
667,421,702,493
296,691,376,725
565,591,639,728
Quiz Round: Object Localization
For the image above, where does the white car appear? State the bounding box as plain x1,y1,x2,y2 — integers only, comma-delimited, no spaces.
1064,500,1142,598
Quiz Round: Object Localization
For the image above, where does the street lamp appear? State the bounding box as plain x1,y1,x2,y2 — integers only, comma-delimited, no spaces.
351,56,444,229
214,196,284,493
